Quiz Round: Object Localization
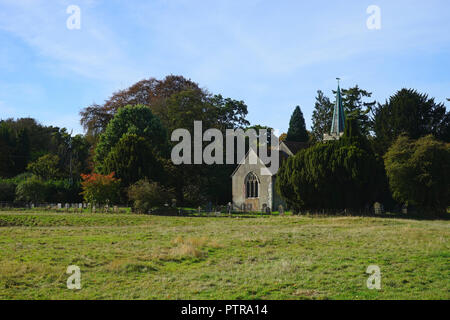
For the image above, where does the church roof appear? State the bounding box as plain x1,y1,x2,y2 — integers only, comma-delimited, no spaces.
282,140,309,155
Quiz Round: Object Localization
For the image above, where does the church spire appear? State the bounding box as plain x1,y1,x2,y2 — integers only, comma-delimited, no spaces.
330,78,345,135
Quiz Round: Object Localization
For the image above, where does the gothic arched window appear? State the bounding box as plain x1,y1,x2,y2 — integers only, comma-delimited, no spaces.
245,172,259,198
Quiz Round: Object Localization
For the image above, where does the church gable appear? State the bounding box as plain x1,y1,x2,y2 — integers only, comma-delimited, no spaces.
231,149,273,212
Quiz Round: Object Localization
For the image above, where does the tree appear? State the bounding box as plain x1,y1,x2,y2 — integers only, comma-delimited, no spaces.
166,89,216,132
128,179,174,213
0,118,91,180
341,85,376,136
80,75,250,138
210,94,250,130
1,118,60,161
50,129,91,181
311,90,334,142
311,87,376,141
0,181,17,202
80,76,204,137
103,134,163,187
13,128,31,175
277,119,385,213
0,123,14,178
384,135,450,214
286,106,309,142
373,89,450,153
80,172,120,207
94,105,168,172
15,176,48,203
26,154,60,180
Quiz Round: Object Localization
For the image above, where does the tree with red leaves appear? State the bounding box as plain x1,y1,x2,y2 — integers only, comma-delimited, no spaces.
80,172,120,208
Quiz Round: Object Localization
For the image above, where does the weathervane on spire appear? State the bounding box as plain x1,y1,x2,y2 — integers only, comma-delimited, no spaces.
323,77,345,141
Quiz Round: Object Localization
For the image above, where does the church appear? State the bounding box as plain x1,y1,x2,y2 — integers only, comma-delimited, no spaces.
231,80,345,212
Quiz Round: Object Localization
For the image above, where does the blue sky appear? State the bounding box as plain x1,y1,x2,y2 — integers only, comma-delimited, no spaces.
0,0,449,135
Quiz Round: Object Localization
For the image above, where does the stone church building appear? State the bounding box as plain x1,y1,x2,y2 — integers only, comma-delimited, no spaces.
231,80,345,212
231,140,307,212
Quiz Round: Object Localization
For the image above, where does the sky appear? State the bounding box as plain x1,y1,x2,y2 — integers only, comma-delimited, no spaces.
0,0,449,136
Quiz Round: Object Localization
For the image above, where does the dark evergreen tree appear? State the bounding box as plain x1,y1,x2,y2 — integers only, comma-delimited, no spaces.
311,90,333,142
340,85,376,136
286,106,309,142
277,119,386,213
0,123,14,178
94,104,168,173
372,89,450,153
13,128,31,175
103,134,163,189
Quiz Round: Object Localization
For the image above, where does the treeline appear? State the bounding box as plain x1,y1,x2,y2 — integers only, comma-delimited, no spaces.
0,118,90,203
80,75,252,206
0,75,253,207
1,75,448,215
278,87,450,215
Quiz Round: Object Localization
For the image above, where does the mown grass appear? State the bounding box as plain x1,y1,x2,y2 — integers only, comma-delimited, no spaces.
0,212,448,300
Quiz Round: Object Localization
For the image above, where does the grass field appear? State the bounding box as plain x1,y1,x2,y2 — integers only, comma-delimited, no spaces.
0,211,448,300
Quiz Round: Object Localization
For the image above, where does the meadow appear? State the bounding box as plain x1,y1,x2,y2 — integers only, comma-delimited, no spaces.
0,211,448,300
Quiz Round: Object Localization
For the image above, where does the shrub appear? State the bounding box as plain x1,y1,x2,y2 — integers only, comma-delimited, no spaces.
182,184,208,207
0,181,16,202
26,154,61,180
384,135,450,214
45,180,83,203
80,172,120,207
128,179,173,214
15,176,48,203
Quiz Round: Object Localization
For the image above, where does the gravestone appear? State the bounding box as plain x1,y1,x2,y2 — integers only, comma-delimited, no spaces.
278,205,284,216
373,202,383,215
114,206,118,213
58,203,62,209
401,204,408,214
227,202,232,216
